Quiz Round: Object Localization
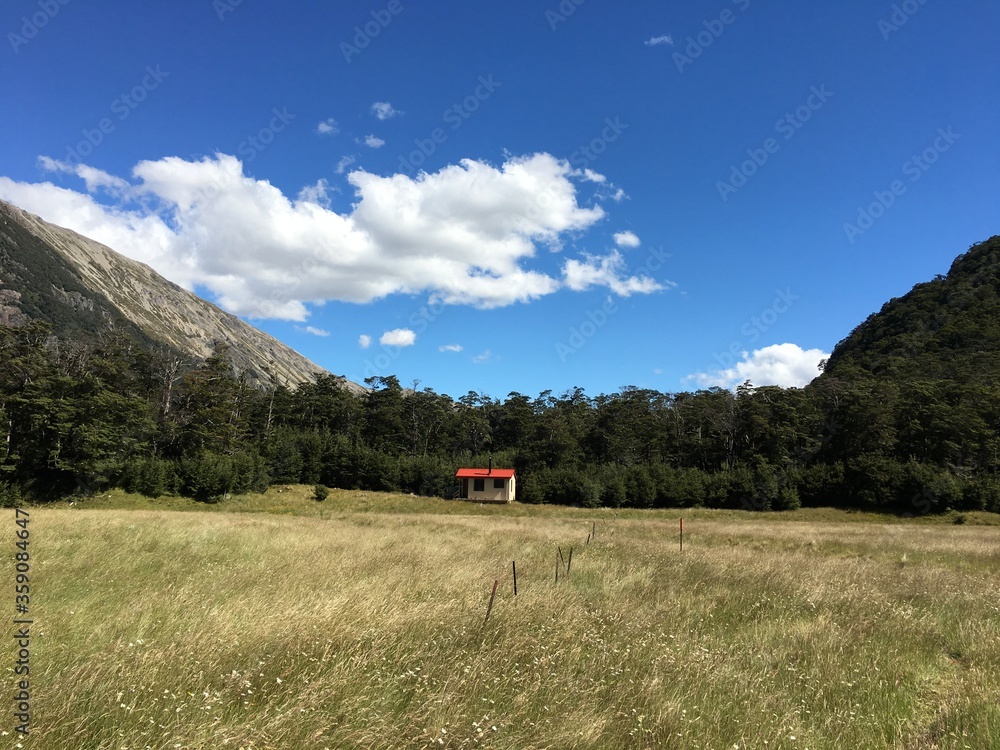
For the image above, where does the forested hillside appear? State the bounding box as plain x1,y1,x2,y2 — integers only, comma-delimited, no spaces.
824,235,1000,383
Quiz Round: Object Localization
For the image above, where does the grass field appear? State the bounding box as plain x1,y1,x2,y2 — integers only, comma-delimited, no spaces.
11,488,1000,748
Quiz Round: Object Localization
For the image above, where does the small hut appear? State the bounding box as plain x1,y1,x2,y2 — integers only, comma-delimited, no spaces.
455,463,516,503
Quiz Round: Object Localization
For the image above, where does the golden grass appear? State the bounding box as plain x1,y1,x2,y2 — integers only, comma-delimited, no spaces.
11,493,1000,748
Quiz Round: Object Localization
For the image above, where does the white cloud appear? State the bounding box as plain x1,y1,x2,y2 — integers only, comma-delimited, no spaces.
296,325,329,337
334,155,356,175
38,157,130,195
371,102,400,120
581,169,606,183
358,334,372,349
439,343,463,352
0,151,612,320
563,250,663,296
363,134,385,149
472,350,491,363
316,118,339,135
380,328,416,347
645,35,674,47
297,179,333,208
613,230,641,249
611,188,627,202
687,343,830,390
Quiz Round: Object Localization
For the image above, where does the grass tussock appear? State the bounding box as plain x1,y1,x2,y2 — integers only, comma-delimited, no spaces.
14,493,1000,748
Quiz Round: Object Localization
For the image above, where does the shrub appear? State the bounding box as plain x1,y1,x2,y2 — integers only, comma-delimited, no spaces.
540,468,600,507
313,484,329,502
597,466,627,508
845,455,905,511
962,475,1000,512
0,481,20,508
122,457,177,497
624,465,655,508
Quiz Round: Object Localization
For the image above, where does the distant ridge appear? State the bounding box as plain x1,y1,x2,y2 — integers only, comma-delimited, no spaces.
0,198,364,393
821,235,1000,384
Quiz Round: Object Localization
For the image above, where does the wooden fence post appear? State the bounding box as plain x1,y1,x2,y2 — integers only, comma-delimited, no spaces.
484,579,499,624
512,560,517,596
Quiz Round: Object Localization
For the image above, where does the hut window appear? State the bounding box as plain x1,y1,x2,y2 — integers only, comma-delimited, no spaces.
473,479,485,491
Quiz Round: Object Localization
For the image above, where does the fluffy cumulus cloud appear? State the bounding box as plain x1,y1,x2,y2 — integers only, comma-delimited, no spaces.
334,155,356,175
613,230,641,249
316,118,339,135
37,157,129,194
358,334,372,349
0,150,664,321
563,250,662,296
380,328,416,347
371,101,400,120
363,134,385,148
297,179,333,208
687,343,830,390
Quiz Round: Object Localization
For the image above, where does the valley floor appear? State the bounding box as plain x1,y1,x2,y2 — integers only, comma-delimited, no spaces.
11,489,1000,748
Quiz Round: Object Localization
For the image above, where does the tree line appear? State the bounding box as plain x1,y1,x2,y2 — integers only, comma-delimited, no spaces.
1,321,997,514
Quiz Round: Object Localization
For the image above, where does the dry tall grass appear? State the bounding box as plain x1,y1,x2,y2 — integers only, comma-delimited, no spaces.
13,496,1000,748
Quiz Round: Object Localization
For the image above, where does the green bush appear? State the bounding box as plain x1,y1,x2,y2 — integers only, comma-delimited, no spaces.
121,457,177,497
597,466,627,508
624,465,655,508
963,475,1000,512
0,481,21,508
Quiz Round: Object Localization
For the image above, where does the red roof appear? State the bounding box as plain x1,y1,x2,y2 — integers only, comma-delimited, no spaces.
455,468,515,479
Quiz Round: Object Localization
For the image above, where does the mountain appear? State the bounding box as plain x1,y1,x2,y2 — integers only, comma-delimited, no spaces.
821,235,1000,385
0,199,363,392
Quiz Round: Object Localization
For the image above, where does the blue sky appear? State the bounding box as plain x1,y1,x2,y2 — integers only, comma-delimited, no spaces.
2,0,998,399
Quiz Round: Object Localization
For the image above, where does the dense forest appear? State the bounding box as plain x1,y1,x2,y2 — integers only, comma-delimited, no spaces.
3,235,999,514
1,318,997,514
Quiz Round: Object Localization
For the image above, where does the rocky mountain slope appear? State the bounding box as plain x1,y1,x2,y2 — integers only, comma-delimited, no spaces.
0,199,363,392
